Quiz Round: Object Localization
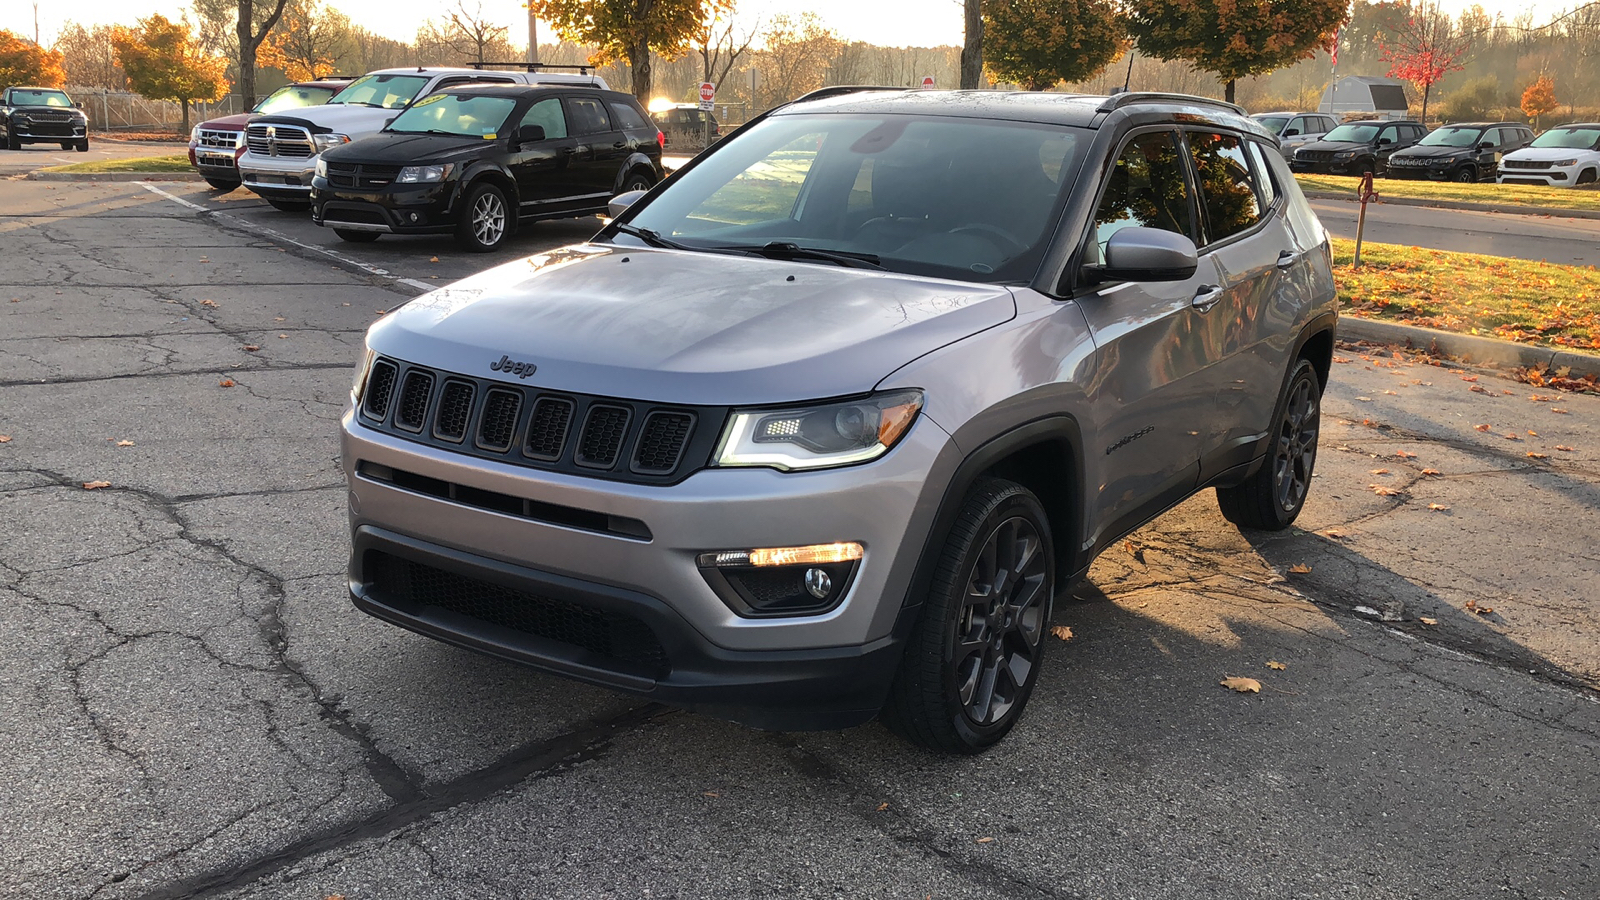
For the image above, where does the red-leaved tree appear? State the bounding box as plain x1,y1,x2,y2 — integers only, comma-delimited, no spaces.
1380,1,1472,125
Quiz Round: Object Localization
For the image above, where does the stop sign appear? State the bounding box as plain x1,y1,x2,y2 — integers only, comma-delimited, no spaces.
920,76,935,89
699,82,715,103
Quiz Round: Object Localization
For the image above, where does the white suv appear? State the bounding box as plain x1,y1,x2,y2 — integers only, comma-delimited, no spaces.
1499,123,1600,187
238,66,609,210
1252,111,1337,160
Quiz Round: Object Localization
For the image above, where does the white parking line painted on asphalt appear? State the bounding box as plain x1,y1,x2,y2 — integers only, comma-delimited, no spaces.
136,181,436,293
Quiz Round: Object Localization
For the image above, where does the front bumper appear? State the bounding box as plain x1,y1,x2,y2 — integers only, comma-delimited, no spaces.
9,120,86,141
239,150,317,197
1289,158,1368,175
189,144,244,180
312,179,461,235
341,404,960,725
1499,164,1580,186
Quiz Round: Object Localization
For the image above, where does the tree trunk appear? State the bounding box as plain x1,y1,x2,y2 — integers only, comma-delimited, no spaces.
960,0,982,89
180,100,190,134
1420,84,1431,126
630,36,652,103
237,0,258,109
1224,78,1236,104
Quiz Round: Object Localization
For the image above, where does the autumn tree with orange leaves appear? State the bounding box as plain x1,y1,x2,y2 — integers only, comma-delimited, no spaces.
1125,0,1347,104
1521,75,1556,130
0,30,67,88
1380,1,1473,125
112,15,230,133
983,0,1126,92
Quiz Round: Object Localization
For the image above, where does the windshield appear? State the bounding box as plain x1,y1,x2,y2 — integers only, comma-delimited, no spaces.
387,92,516,138
254,84,337,115
1254,115,1290,133
329,74,430,110
9,88,72,107
617,113,1085,284
1530,127,1600,150
1324,124,1380,143
1419,127,1484,147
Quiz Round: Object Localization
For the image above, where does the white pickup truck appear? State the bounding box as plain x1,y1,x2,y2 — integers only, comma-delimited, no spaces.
238,66,609,210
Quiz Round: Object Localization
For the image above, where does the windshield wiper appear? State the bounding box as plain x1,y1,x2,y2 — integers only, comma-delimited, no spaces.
717,242,884,270
612,223,694,251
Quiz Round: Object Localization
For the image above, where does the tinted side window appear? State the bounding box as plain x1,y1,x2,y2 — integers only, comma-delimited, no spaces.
565,97,611,135
1091,131,1194,261
518,97,568,139
1189,131,1262,244
1287,117,1308,135
1377,126,1399,145
608,101,648,131
1244,140,1278,209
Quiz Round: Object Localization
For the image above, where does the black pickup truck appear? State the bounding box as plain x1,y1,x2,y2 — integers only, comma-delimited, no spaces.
1,86,89,151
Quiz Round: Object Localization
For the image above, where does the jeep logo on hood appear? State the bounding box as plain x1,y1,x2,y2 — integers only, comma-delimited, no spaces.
489,355,537,378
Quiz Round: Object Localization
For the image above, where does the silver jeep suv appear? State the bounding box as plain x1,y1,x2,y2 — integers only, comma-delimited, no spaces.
342,89,1337,753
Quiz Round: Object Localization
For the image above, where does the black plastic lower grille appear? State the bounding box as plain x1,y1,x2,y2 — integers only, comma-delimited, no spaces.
368,551,668,677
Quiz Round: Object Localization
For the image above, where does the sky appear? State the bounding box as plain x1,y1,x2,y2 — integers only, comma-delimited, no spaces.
0,0,1581,53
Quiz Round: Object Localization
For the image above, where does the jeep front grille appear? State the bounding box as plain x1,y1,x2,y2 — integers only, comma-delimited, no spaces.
1503,159,1553,170
356,357,722,484
1295,149,1333,163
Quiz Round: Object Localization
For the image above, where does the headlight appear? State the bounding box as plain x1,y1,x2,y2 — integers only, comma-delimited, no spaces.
396,164,453,183
234,131,246,149
313,132,350,152
315,158,328,178
190,125,201,142
351,347,375,404
14,113,29,124
714,390,923,471
1334,150,1359,160
1553,158,1580,167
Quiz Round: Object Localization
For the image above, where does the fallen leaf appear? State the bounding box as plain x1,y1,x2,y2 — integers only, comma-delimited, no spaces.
1527,430,1539,437
1324,528,1347,539
1530,394,1556,402
277,333,288,339
1464,600,1494,616
1460,375,1479,382
1420,468,1441,476
1333,355,1351,363
1049,624,1074,641
1469,384,1490,394
702,791,719,798
219,378,235,387
876,802,889,812
1474,423,1492,432
1553,408,1569,414
242,344,260,352
1502,433,1521,441
115,440,134,447
0,435,10,443
1289,563,1312,574
1556,445,1575,452
1356,396,1373,402
1220,676,1261,693
1370,468,1391,475
976,836,995,844
325,896,345,900
1395,449,1417,458
1428,503,1450,511
1122,539,1135,555
429,256,440,262
200,299,218,307
1420,617,1439,626
82,480,111,490
1527,451,1549,459
274,316,286,322
1382,390,1398,395
1370,484,1403,496
1266,660,1287,671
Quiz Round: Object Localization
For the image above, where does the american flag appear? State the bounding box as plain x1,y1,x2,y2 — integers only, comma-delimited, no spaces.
1330,25,1342,68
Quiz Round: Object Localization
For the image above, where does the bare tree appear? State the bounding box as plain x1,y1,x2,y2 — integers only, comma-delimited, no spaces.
54,22,125,89
420,1,513,66
753,13,841,108
697,9,758,88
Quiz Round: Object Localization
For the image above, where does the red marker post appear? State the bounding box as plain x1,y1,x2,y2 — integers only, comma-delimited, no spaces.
1353,171,1379,267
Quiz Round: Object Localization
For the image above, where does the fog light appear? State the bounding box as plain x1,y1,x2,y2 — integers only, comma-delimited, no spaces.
697,542,863,617
804,567,831,599
407,211,422,223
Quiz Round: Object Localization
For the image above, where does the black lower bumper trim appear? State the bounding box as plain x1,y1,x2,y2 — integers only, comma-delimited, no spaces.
349,526,910,730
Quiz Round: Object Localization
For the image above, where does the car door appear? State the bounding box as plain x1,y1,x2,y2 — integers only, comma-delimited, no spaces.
1074,128,1219,545
1183,130,1290,475
506,95,583,215
1375,124,1404,172
562,94,620,202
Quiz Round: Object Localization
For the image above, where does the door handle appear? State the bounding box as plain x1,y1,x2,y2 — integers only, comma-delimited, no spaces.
612,141,627,149
1276,250,1299,269
560,146,578,155
1192,285,1224,312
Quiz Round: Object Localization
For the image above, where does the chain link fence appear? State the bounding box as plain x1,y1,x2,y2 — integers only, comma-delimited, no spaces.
67,89,249,134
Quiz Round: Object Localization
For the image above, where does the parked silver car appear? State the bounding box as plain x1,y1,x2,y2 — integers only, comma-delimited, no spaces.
1253,110,1338,160
342,89,1338,753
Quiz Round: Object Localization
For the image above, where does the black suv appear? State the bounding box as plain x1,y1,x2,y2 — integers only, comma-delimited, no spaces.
311,84,663,251
1,86,89,151
1290,119,1425,176
1386,121,1534,182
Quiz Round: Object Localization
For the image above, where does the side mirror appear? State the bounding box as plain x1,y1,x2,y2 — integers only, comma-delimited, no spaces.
1478,141,1494,150
1086,227,1199,284
607,189,647,218
383,117,395,128
1283,128,1300,137
1377,137,1394,146
515,124,545,145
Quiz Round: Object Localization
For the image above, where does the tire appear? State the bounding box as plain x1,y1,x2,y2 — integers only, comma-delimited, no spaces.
455,181,511,252
1217,358,1323,531
333,228,381,243
882,477,1055,754
267,198,311,212
76,139,89,153
60,141,72,150
204,177,239,192
617,169,654,195
1454,167,1476,183
5,132,19,151
1579,169,1598,186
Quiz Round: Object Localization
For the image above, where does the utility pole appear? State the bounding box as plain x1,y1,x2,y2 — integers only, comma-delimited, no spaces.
33,1,41,45
526,6,538,65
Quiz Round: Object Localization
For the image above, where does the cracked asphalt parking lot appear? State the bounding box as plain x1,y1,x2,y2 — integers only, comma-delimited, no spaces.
2,178,1598,900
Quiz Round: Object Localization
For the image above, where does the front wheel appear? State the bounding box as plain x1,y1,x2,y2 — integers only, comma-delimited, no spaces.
333,228,381,243
60,141,72,150
1217,359,1322,530
455,181,511,252
1454,167,1476,183
267,198,310,212
5,132,19,151
76,139,89,152
204,177,239,192
1578,169,1598,185
882,478,1055,754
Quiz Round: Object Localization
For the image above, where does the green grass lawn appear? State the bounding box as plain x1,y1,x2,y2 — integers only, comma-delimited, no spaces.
1333,237,1600,354
1298,173,1600,213
39,155,192,174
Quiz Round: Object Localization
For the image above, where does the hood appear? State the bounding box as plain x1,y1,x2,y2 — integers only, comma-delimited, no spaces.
1504,146,1600,162
368,244,1017,405
11,103,82,114
1300,140,1370,153
324,131,493,165
255,103,396,139
196,112,252,131
1392,144,1471,159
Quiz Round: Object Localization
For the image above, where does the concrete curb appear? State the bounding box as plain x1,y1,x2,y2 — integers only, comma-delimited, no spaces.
26,171,200,182
1336,316,1599,378
1302,190,1600,221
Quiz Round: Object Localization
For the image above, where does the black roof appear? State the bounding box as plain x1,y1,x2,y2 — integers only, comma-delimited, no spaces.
774,88,1270,138
1430,121,1527,129
1335,119,1422,126
432,83,629,100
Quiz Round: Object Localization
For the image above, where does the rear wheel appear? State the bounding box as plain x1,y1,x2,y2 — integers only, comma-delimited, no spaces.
204,178,239,192
455,181,511,252
266,198,310,212
882,478,1055,754
618,169,654,195
1217,359,1322,531
333,228,381,243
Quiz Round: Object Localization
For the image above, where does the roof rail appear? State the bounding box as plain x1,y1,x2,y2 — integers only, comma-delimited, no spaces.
1096,92,1246,116
788,85,910,105
466,61,595,75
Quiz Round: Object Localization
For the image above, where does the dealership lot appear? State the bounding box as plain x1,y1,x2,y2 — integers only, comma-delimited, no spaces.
3,177,1599,898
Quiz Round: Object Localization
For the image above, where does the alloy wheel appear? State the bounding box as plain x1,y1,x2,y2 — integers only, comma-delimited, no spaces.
1272,375,1320,512
472,192,506,246
952,516,1048,727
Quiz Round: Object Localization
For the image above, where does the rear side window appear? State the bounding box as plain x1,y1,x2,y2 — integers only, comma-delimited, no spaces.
608,101,648,131
1244,140,1278,209
565,97,611,134
1188,131,1262,244
1091,131,1195,260
518,97,568,139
